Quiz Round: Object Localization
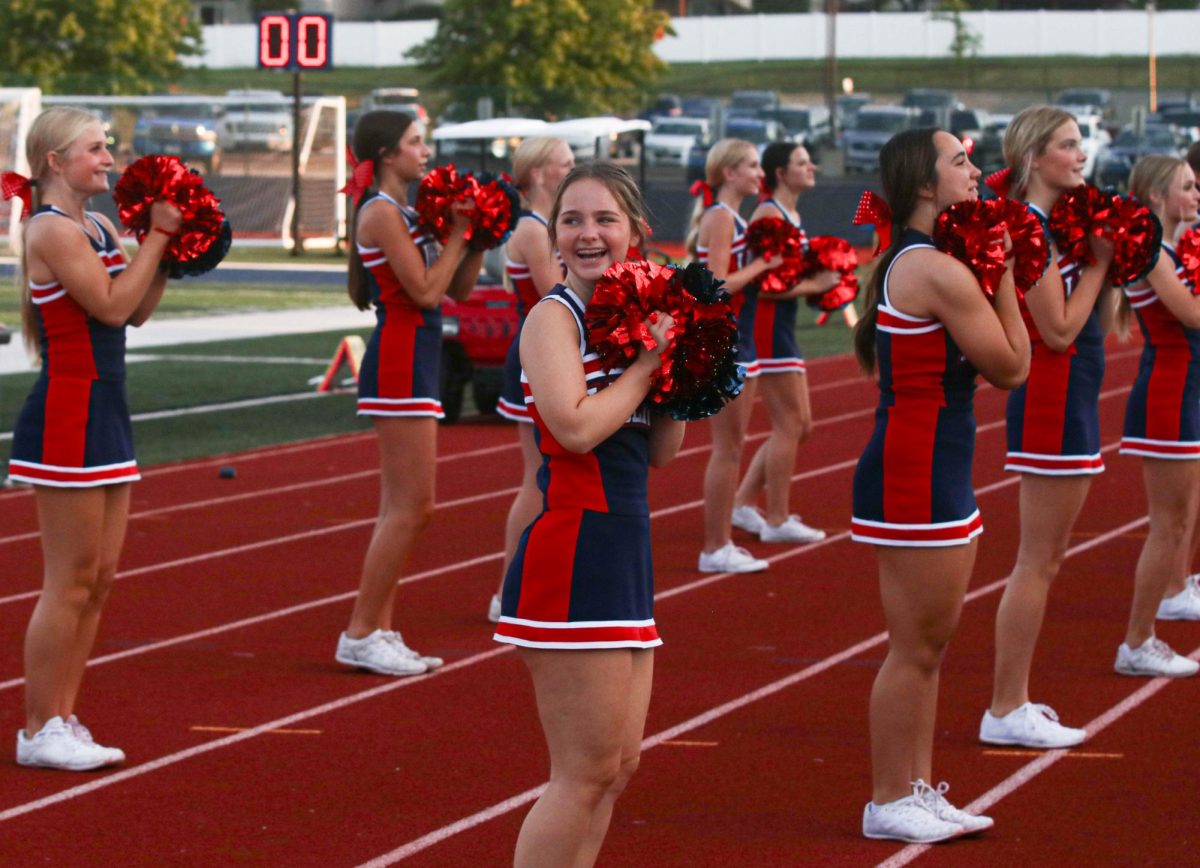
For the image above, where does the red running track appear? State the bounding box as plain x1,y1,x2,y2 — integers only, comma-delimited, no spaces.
0,343,1197,866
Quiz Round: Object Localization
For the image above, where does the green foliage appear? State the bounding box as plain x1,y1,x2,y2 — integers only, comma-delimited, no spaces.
408,0,672,119
934,0,983,60
0,0,201,95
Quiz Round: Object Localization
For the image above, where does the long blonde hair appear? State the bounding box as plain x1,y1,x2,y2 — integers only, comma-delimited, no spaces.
1002,105,1076,200
685,138,756,259
19,106,102,355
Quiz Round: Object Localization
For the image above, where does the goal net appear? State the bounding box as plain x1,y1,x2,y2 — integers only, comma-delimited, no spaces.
0,88,42,248
26,92,347,252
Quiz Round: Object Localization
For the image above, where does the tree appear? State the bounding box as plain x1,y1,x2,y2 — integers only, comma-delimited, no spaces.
408,0,672,119
0,0,201,95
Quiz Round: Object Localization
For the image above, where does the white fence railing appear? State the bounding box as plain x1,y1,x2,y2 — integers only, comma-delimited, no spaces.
188,10,1194,70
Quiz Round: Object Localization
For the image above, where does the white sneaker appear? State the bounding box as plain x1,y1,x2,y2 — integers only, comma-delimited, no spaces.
731,505,767,534
336,630,428,676
382,630,443,670
759,515,827,544
16,716,119,771
65,715,125,765
1157,575,1200,620
487,594,502,624
862,785,965,843
1115,637,1200,678
979,702,1086,749
914,779,994,834
698,542,768,574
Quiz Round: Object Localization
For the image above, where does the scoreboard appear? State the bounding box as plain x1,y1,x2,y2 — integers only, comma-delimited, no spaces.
257,13,333,71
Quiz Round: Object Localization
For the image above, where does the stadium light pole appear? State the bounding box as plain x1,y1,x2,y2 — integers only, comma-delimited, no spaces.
826,0,839,143
1147,0,1158,114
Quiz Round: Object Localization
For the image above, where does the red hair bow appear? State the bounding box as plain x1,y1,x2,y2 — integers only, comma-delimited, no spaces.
984,167,1012,200
2,171,33,217
689,179,714,208
339,146,376,207
852,189,893,255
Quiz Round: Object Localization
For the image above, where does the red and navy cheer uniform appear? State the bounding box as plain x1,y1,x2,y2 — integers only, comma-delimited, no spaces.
9,206,139,488
1005,204,1104,475
355,191,444,418
851,229,982,546
1120,242,1200,459
494,285,661,649
746,198,806,376
696,202,759,378
497,210,563,422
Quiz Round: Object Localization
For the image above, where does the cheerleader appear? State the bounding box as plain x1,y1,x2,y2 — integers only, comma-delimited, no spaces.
1112,155,1200,675
6,107,182,769
335,111,483,676
852,128,1028,842
689,139,782,573
731,141,839,545
493,162,685,866
982,107,1115,748
487,137,574,624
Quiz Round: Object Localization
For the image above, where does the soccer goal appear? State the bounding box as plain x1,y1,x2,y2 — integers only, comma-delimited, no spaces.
0,88,42,248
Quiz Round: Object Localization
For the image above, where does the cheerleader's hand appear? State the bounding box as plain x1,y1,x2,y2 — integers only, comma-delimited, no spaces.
448,199,476,237
149,200,183,236
761,252,784,271
816,269,843,292
640,311,675,361
1089,231,1114,267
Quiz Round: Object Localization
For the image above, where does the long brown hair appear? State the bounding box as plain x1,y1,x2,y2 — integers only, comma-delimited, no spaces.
347,110,416,311
853,127,940,374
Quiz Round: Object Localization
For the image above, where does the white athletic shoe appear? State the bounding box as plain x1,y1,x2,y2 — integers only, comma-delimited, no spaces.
336,630,428,676
1114,637,1200,678
382,630,443,670
914,779,994,834
731,505,767,535
759,515,827,544
487,594,502,624
862,784,965,843
979,702,1086,749
65,715,125,765
16,716,120,771
698,542,769,574
1157,575,1200,621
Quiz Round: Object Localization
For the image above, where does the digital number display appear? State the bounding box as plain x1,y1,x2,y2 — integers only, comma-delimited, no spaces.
257,13,333,71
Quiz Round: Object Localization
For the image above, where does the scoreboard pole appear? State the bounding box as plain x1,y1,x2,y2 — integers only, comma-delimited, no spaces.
291,68,304,255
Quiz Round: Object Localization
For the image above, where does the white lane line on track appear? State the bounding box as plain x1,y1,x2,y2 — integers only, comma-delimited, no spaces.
877,630,1193,868
358,514,1150,866
0,504,1147,831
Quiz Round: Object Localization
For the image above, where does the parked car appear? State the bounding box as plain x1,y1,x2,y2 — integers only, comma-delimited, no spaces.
1095,125,1183,190
835,93,871,136
948,107,989,160
439,278,517,423
132,102,224,174
1154,105,1200,144
222,90,292,152
680,95,725,135
645,116,711,166
723,117,783,155
760,105,833,150
901,89,962,129
842,106,921,173
362,87,429,125
729,89,779,118
640,93,683,121
1055,88,1113,120
976,113,1012,176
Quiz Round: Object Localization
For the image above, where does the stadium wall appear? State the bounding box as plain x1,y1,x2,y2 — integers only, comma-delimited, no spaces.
187,10,1195,69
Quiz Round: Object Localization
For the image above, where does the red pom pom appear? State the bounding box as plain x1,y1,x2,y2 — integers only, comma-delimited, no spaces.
746,217,807,294
1091,191,1162,286
933,200,1008,298
467,172,519,251
585,260,738,410
1177,226,1200,293
993,199,1049,295
1048,183,1104,266
113,155,225,266
416,164,472,245
801,235,859,318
